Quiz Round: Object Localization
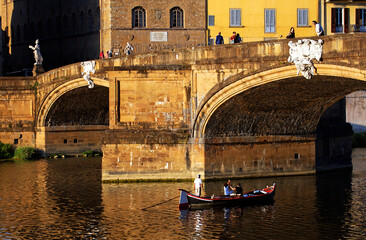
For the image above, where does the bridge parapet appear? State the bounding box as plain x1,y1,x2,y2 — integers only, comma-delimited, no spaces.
35,33,366,91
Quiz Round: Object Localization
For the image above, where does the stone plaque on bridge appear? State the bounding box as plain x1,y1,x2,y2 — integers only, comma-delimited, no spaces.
150,32,168,42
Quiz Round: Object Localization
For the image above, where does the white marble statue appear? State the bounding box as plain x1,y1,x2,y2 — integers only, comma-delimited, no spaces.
29,39,43,65
124,42,134,55
287,39,323,79
81,61,96,89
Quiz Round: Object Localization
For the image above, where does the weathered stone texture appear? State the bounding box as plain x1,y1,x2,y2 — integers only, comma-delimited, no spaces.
205,138,316,178
0,34,365,180
100,0,206,55
42,126,107,155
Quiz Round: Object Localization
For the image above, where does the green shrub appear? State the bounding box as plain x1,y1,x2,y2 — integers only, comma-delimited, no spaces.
82,150,93,157
352,132,366,148
0,142,13,159
14,147,37,160
82,150,103,157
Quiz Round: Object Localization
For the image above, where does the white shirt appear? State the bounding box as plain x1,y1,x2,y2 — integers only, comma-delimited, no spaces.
316,23,324,36
194,178,202,188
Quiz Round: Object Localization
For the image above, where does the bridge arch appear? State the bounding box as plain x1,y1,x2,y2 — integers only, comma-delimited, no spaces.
37,77,109,128
193,64,366,138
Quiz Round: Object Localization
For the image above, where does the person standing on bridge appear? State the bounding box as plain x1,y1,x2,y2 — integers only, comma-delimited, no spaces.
215,32,224,45
230,32,236,44
194,174,203,196
234,33,242,43
99,50,105,59
312,21,324,36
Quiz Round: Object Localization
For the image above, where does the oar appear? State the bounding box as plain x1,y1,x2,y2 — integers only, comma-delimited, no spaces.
141,189,193,211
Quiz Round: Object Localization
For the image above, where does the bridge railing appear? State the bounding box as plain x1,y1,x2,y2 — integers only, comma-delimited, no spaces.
35,33,366,86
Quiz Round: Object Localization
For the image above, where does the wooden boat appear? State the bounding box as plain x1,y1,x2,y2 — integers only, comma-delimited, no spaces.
179,183,276,209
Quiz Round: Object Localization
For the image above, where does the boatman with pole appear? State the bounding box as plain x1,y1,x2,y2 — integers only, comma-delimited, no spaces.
194,174,203,196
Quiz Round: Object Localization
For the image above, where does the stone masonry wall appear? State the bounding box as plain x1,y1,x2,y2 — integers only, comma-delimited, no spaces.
0,77,36,147
205,137,316,178
101,0,206,55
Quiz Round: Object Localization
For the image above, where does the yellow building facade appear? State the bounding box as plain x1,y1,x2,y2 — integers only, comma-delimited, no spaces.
321,0,366,35
207,0,319,44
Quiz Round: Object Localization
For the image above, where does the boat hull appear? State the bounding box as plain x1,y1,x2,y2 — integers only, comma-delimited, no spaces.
179,184,276,209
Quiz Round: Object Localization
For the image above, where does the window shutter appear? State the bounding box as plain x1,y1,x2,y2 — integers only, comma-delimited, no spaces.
344,8,349,33
265,10,270,32
298,10,303,26
208,16,215,26
230,9,241,26
304,10,308,26
331,8,336,33
265,9,276,32
230,9,235,26
271,10,275,32
236,10,241,26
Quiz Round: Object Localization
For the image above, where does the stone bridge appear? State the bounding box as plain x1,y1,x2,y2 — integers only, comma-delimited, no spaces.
1,34,366,181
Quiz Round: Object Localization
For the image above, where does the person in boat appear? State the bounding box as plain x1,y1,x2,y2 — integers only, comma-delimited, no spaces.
224,183,234,195
194,174,203,196
227,179,233,188
234,183,243,196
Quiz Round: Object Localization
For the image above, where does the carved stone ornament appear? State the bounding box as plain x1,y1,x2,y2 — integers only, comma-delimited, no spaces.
287,39,324,79
155,10,162,19
81,61,96,89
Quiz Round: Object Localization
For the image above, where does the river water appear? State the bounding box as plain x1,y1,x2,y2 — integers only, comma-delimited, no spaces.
0,150,366,239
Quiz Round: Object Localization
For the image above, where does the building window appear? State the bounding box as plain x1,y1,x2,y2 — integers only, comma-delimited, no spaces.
331,8,349,33
208,15,215,26
356,9,366,32
88,9,93,32
170,7,184,28
297,9,308,26
74,139,78,143
230,9,241,27
265,9,276,33
132,6,146,28
64,139,67,144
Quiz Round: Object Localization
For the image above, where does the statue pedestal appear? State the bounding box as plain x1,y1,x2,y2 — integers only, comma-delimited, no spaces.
32,64,45,76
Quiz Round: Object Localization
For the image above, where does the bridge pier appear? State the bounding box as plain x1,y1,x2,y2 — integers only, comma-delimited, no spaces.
101,132,317,181
101,130,205,181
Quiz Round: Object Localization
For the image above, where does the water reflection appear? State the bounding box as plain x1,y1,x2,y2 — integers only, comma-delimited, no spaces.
0,151,365,239
0,158,105,239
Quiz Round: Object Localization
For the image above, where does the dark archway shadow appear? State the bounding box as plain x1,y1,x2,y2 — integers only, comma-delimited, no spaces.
4,0,100,74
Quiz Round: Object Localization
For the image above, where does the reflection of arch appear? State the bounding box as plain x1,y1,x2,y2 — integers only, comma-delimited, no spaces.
193,64,366,138
37,78,109,128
